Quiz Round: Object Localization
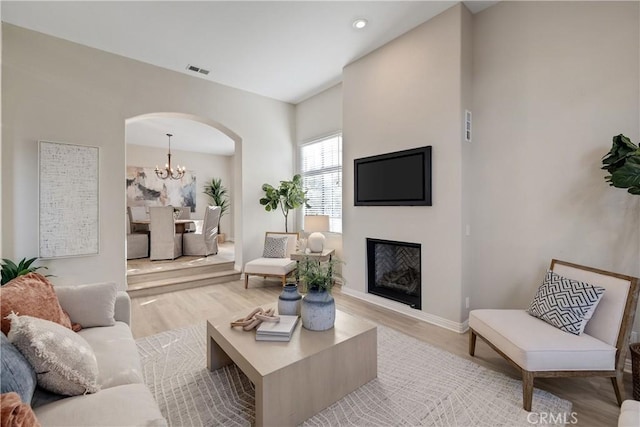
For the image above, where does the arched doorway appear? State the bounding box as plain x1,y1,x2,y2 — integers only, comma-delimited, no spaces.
124,112,244,274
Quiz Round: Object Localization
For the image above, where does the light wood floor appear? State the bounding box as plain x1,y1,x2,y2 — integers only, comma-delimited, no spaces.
131,279,630,427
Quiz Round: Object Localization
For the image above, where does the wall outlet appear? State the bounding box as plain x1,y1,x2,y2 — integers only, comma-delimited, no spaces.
465,297,470,309
632,331,638,343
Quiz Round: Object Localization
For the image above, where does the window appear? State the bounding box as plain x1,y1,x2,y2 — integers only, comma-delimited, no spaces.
300,134,342,233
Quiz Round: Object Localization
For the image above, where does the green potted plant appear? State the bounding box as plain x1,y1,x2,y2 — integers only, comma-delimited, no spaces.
602,134,640,195
298,256,343,331
203,178,230,242
1,257,48,286
259,174,309,232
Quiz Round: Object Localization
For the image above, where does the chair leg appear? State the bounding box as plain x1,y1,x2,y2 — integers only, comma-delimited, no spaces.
245,274,249,289
469,330,477,356
522,370,534,412
611,374,625,406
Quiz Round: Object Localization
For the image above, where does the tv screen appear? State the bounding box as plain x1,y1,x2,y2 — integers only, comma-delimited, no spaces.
354,146,432,206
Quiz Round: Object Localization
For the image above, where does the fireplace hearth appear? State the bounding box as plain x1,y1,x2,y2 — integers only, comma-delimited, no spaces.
366,238,421,309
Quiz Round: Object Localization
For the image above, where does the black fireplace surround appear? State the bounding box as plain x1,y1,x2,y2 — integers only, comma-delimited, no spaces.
366,238,421,309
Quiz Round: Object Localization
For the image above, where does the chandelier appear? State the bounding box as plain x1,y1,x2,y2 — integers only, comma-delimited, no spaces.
155,133,186,180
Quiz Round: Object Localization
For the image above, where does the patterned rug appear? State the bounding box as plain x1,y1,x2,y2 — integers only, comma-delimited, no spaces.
136,323,572,426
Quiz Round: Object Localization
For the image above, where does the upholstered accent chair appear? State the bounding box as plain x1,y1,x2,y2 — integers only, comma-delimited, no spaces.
244,232,298,289
149,206,183,261
125,213,148,260
183,206,221,257
469,259,639,411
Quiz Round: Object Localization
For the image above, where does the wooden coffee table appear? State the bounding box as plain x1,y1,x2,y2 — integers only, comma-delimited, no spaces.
207,309,377,427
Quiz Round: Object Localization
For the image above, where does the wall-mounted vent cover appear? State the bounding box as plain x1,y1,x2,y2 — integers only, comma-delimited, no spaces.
186,64,210,75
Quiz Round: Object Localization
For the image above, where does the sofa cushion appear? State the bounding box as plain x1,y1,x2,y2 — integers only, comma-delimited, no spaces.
470,309,616,371
619,399,640,427
0,273,73,335
528,270,605,335
54,282,117,328
0,333,36,405
33,383,167,427
78,322,144,388
8,314,100,396
245,257,296,276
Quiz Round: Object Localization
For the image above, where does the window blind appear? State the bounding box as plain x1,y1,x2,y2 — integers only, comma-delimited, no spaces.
300,134,342,233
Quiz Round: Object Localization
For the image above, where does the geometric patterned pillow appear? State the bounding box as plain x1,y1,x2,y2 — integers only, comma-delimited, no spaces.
527,270,605,335
262,236,289,258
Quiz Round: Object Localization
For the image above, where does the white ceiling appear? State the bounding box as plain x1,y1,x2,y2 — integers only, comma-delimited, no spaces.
1,0,497,154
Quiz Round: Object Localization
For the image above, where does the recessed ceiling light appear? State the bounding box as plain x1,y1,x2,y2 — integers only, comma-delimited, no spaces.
352,18,368,30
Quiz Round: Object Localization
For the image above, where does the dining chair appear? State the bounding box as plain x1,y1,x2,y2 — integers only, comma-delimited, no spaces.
174,206,191,220
183,206,221,257
127,206,149,233
125,212,148,259
149,206,183,260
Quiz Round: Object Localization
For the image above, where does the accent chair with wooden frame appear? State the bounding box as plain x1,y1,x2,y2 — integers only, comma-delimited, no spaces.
469,259,639,411
244,232,298,289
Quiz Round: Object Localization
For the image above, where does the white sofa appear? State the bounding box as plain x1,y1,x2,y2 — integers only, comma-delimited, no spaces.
619,400,640,427
31,287,166,426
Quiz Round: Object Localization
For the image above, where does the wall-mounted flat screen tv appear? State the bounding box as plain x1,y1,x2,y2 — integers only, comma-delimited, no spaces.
354,146,432,206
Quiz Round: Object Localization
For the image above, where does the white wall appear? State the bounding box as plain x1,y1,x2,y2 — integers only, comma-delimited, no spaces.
2,24,295,289
126,144,234,237
295,83,343,258
470,2,640,328
342,4,470,326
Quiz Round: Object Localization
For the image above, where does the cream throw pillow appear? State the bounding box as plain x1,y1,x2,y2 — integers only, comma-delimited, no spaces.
54,282,117,328
7,314,100,396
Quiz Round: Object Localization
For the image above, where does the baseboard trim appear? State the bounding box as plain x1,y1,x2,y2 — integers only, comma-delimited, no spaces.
340,287,468,334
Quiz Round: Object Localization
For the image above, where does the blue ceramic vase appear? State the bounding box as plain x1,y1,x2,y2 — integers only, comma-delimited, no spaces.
278,283,302,316
301,288,335,331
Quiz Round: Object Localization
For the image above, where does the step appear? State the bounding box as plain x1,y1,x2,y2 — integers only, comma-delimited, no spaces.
127,261,235,285
127,269,242,298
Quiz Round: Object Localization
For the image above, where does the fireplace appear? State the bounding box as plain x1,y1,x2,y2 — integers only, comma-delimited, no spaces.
366,238,421,309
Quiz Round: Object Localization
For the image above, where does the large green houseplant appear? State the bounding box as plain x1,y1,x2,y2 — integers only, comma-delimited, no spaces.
601,134,640,195
203,178,230,238
259,174,309,232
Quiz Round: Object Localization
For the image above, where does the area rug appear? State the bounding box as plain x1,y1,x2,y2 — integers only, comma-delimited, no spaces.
136,323,572,426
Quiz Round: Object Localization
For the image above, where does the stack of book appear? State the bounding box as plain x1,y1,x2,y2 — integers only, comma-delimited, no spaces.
255,315,299,342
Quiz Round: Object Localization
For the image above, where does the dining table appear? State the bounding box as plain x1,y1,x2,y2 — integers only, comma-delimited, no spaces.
131,219,196,234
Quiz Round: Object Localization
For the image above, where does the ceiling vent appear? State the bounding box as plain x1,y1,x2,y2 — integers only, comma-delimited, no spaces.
186,64,210,75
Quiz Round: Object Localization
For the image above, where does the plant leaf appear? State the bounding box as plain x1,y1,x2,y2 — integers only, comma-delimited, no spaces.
611,155,640,189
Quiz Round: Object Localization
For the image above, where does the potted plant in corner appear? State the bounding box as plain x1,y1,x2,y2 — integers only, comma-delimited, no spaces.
259,174,309,232
297,256,343,331
602,134,640,195
203,178,230,243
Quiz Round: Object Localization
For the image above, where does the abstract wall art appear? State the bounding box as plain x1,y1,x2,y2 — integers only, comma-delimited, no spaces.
126,166,196,212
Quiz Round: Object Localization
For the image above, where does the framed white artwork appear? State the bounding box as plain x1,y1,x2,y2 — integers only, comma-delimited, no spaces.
38,141,99,258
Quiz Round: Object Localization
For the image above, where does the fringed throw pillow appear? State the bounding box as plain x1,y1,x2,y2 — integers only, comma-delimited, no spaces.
7,314,99,396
